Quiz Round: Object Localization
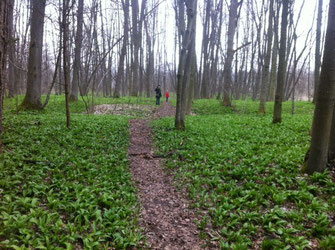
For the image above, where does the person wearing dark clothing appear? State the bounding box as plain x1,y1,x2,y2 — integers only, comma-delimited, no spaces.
155,85,162,105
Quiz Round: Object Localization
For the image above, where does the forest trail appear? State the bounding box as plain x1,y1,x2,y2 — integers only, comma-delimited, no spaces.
128,102,209,249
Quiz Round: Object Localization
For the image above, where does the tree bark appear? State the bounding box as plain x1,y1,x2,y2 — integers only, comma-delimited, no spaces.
329,107,335,162
175,0,197,130
62,0,71,128
21,0,46,110
259,0,274,114
303,0,335,174
313,0,323,103
115,0,129,98
273,0,288,123
223,0,241,106
0,0,10,136
69,0,84,102
200,0,211,99
7,0,14,98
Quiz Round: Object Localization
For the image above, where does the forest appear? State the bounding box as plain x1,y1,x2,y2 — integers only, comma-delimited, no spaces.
1,0,335,249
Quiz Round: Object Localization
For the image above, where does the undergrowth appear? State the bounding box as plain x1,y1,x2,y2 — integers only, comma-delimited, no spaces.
153,100,335,249
0,96,144,248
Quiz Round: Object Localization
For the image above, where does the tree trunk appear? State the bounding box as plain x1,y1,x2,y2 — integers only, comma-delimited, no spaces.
0,0,10,136
273,0,288,123
303,0,335,174
62,0,71,128
268,2,280,102
186,51,196,115
223,0,241,106
200,0,210,99
175,0,197,130
69,0,84,102
115,0,129,98
21,0,46,110
313,0,323,103
259,0,274,114
7,0,14,98
329,107,335,162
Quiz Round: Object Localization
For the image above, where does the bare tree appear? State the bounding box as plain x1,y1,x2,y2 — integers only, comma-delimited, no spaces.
175,0,197,130
69,0,84,101
0,0,11,137
273,0,289,123
7,0,15,98
222,0,243,106
114,0,129,98
130,0,146,96
303,0,335,174
21,0,46,110
258,0,274,114
62,0,71,128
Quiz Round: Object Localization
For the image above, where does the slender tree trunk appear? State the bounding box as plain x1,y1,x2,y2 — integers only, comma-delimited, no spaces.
115,0,129,98
62,0,71,128
259,0,274,114
69,0,83,102
273,0,288,123
0,0,10,136
21,0,46,110
200,0,210,99
7,0,14,98
303,0,335,174
268,3,280,101
313,0,323,103
186,35,197,115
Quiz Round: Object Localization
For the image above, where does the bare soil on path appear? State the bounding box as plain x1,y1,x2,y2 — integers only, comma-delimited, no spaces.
128,102,213,249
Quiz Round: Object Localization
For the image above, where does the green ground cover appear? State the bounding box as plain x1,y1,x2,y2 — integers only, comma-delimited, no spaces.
0,96,145,249
153,100,335,249
2,96,334,249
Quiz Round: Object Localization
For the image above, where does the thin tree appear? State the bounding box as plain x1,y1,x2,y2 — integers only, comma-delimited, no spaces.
69,0,84,101
272,0,289,123
0,0,10,138
114,0,129,98
303,0,335,174
62,0,71,128
7,0,15,98
258,0,274,114
21,0,46,110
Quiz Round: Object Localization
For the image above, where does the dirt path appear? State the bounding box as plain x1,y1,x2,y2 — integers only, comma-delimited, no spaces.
128,102,209,249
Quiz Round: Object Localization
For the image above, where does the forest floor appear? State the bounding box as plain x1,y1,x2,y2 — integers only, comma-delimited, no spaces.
3,96,335,249
128,102,214,249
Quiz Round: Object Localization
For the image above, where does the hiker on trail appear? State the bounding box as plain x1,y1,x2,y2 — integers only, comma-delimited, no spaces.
165,91,170,102
155,85,162,105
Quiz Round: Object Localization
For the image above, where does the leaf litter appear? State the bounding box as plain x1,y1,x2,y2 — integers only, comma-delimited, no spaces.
128,102,215,249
